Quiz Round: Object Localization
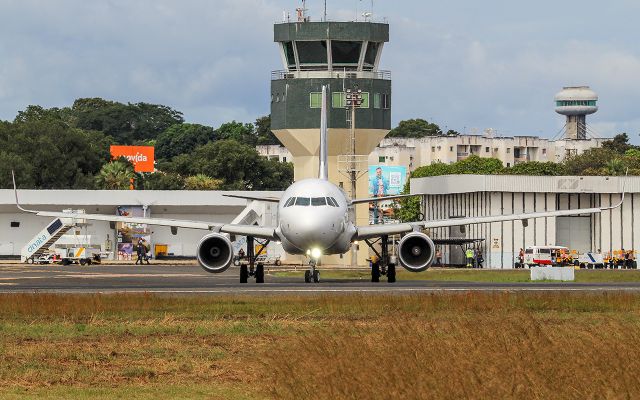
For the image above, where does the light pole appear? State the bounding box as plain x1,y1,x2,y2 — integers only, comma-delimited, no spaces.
345,88,363,266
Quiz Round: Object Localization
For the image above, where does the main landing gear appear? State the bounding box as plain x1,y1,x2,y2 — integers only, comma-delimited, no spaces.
239,236,268,284
304,259,320,283
365,235,397,283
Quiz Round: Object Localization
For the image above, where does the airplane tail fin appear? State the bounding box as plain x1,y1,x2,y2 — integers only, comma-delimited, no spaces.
319,85,328,180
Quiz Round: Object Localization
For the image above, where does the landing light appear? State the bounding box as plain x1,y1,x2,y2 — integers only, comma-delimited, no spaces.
310,248,322,259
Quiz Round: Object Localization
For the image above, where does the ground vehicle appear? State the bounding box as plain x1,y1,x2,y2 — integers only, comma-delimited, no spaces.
577,253,606,269
524,246,570,267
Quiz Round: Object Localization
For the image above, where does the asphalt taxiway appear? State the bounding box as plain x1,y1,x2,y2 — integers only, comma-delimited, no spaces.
0,263,640,294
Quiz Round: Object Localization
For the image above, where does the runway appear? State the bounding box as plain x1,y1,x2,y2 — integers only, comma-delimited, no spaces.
0,263,640,294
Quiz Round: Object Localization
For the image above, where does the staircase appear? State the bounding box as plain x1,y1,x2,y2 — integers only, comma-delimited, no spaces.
20,219,75,262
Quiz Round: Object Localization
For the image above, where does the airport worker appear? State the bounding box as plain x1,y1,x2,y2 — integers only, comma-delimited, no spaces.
135,239,145,265
465,248,474,268
624,250,631,269
518,248,525,269
477,248,484,269
435,248,442,266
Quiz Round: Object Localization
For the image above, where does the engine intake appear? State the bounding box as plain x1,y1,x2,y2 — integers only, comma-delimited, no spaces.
196,233,233,273
398,232,435,272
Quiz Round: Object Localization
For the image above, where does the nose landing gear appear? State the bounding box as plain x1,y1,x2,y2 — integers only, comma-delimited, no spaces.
304,259,320,283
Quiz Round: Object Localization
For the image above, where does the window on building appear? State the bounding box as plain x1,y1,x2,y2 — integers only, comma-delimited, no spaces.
283,41,296,68
283,157,287,162
506,148,511,154
331,40,362,65
296,41,328,65
373,93,382,109
431,147,435,152
507,163,511,167
309,92,322,108
542,149,546,155
449,146,453,152
10,222,19,228
485,147,490,152
378,156,385,163
333,92,369,108
437,146,441,150
382,94,390,109
363,42,380,70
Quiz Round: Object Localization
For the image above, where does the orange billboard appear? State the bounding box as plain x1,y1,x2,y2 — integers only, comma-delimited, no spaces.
110,146,155,173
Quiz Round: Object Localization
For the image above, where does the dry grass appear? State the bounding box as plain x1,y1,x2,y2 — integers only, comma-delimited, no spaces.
1,293,640,399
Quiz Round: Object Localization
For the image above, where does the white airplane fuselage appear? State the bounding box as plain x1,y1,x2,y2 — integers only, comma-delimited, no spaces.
275,178,356,255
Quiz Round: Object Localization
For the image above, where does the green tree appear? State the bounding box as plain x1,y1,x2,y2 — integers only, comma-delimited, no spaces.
216,121,256,145
155,123,216,160
602,133,636,154
605,158,626,176
387,119,442,138
95,159,135,190
184,174,223,190
165,139,293,190
72,98,184,144
504,161,566,176
255,115,281,146
141,172,185,190
563,148,618,176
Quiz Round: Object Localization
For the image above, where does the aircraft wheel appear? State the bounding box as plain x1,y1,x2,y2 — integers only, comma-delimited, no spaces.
304,270,311,283
371,262,380,282
26,257,34,264
313,270,320,283
240,265,249,283
387,264,396,283
255,263,264,283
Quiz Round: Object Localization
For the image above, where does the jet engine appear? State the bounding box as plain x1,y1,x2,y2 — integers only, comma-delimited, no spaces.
398,232,435,272
196,233,234,273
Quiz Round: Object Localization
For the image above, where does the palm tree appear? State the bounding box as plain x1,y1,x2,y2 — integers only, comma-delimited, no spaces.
605,158,625,176
95,161,135,190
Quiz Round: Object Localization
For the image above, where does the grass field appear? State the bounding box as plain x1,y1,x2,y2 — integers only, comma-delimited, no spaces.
273,268,640,282
1,292,640,399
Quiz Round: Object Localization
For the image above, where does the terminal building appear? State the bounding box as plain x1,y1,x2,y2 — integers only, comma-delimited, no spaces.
411,175,639,268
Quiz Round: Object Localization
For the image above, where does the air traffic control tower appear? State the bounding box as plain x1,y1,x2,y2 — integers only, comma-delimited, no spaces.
270,13,392,264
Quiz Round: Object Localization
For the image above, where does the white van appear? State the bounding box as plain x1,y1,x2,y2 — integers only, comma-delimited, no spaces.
523,246,570,267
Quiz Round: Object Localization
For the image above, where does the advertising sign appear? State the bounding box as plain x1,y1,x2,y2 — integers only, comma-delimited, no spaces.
110,145,155,172
368,165,407,197
115,206,151,261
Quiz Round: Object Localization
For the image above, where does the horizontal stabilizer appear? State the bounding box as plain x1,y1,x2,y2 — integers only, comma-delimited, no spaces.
223,194,281,203
351,194,418,205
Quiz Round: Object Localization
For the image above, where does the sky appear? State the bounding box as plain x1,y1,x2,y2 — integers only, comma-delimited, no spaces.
0,0,639,143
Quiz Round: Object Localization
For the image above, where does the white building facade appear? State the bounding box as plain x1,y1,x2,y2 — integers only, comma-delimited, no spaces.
410,175,638,269
258,134,608,174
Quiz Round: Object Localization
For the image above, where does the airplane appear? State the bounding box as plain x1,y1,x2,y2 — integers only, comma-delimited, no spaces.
13,85,625,283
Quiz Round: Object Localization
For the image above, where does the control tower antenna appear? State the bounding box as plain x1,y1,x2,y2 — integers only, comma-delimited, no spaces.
324,0,327,22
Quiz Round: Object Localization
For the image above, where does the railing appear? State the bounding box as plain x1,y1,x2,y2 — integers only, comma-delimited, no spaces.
271,70,391,81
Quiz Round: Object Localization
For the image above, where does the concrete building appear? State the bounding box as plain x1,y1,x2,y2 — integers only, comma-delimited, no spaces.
258,134,608,173
410,175,639,268
0,190,281,259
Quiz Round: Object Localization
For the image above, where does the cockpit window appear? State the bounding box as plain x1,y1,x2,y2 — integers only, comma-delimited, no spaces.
295,197,310,206
284,197,295,207
311,197,327,206
327,197,339,207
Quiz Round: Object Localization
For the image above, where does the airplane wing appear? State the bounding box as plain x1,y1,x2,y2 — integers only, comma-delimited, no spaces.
351,194,418,205
222,194,281,203
354,194,624,240
12,172,279,240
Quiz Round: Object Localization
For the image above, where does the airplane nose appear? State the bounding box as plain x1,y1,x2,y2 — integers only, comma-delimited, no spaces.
287,211,337,250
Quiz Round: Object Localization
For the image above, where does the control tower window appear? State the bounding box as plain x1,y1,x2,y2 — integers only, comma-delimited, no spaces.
331,40,362,65
310,92,322,108
283,41,296,68
363,42,380,70
296,41,328,67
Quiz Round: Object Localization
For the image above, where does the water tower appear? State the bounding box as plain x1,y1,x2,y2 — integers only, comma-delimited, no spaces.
270,7,392,265
554,86,598,140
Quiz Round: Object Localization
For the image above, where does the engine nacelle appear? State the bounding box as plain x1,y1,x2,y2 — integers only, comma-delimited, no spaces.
196,233,234,273
398,232,435,272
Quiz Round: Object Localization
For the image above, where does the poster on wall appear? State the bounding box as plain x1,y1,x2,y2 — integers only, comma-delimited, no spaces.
115,206,151,261
368,165,407,197
368,165,408,224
